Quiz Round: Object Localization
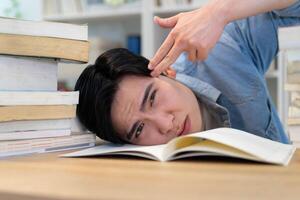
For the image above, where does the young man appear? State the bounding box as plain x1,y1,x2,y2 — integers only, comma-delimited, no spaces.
75,1,300,145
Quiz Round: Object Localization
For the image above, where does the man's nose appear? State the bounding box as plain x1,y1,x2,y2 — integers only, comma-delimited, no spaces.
144,111,175,135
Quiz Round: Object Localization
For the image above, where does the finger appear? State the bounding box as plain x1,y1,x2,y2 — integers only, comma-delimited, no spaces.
154,15,179,29
196,47,208,61
151,44,182,77
188,48,197,62
148,32,175,70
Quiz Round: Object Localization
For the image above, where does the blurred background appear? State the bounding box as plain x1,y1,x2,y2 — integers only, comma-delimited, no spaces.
0,0,279,106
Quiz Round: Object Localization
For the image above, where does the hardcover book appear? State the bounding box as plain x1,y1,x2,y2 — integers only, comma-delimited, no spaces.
0,17,87,41
0,91,79,105
0,119,72,133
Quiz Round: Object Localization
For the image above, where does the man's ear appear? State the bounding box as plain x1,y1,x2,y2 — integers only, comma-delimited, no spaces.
163,67,176,79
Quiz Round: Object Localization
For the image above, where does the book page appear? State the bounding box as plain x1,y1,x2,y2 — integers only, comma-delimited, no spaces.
164,128,295,165
167,140,257,162
62,143,166,161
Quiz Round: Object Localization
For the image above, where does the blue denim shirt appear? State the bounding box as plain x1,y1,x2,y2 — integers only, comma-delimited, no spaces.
173,1,300,144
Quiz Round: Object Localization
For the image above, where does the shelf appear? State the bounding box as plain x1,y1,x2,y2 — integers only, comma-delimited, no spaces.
265,70,279,78
153,4,201,15
44,8,141,23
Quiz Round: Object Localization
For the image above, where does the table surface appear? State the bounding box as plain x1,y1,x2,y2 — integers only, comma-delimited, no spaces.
0,149,299,200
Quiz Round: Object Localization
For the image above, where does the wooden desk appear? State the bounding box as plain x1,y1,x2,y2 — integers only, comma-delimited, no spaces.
0,150,299,200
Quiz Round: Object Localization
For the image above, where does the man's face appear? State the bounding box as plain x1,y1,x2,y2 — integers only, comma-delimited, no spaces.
110,74,204,145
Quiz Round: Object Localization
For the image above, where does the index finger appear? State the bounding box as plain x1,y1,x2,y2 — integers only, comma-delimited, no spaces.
148,32,175,70
150,42,183,77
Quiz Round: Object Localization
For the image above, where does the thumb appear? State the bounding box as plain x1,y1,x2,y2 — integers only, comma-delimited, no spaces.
154,15,178,28
163,67,176,78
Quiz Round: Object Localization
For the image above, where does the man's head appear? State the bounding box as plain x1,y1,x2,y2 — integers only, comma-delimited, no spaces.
75,48,203,145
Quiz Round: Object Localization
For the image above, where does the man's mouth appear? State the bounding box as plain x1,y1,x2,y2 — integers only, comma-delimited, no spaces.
178,115,191,137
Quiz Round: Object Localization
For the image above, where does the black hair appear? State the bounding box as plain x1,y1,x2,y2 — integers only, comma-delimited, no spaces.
75,48,152,143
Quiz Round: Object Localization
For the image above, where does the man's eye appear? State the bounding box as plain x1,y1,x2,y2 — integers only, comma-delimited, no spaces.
135,122,144,138
150,90,157,107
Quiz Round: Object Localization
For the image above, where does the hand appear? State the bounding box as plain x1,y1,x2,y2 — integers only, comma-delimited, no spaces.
148,4,228,77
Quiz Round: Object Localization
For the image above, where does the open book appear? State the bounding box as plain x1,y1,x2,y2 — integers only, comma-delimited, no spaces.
62,128,296,166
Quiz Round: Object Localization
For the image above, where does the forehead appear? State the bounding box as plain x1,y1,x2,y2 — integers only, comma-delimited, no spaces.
115,75,153,104
110,75,152,132
118,75,152,93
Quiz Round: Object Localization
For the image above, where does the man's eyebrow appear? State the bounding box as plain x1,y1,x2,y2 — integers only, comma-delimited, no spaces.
126,82,154,141
140,82,154,112
126,121,139,140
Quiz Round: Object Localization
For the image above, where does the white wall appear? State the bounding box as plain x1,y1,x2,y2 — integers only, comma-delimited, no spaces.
0,0,42,20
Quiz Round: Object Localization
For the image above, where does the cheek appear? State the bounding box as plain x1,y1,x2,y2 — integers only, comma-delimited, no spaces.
160,93,185,112
158,87,183,107
134,126,171,145
135,126,158,144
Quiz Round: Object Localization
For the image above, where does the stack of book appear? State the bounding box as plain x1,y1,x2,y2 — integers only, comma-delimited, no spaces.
0,17,95,157
285,60,300,147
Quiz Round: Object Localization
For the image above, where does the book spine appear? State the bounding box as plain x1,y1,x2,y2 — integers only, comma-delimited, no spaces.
127,35,141,55
0,91,79,105
0,129,71,141
0,134,96,157
0,55,58,91
0,16,88,41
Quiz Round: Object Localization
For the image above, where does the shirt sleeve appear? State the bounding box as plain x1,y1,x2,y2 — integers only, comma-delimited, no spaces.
224,1,300,75
273,0,300,17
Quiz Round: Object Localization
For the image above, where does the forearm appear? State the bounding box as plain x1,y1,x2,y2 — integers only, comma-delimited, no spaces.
204,0,298,24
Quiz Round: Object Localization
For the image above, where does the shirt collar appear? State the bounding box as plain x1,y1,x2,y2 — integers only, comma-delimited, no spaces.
175,73,221,102
175,72,231,128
